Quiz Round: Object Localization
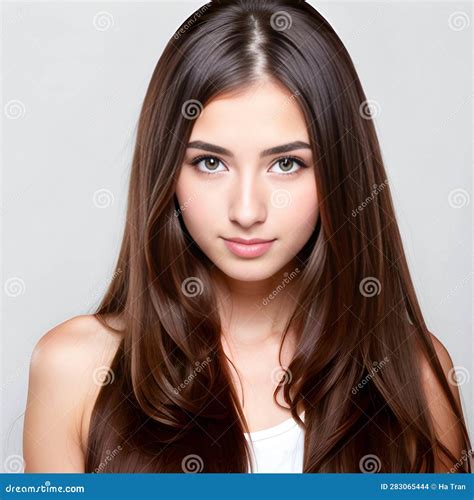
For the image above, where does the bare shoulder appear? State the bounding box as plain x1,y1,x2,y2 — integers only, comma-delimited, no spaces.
23,314,123,472
418,331,467,471
31,314,123,366
418,332,460,403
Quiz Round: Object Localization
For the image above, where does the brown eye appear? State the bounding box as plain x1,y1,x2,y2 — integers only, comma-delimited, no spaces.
190,155,227,175
270,156,306,176
204,158,219,170
279,158,295,171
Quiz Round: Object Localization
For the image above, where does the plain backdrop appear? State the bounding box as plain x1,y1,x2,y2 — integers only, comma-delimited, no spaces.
1,0,472,470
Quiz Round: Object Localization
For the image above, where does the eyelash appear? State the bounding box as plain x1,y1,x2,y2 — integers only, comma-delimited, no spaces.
189,154,308,177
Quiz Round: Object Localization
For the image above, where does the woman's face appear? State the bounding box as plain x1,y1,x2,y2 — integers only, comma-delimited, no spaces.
175,79,319,282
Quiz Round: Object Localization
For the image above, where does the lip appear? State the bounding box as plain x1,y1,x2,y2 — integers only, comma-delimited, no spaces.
222,237,276,258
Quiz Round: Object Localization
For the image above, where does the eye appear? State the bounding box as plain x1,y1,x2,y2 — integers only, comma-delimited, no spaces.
190,155,227,175
189,154,308,176
269,156,307,176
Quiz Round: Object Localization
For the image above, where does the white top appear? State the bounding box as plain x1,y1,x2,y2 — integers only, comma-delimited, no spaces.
244,411,305,473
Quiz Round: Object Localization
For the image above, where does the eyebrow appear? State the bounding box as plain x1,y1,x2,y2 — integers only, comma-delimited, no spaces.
186,140,311,158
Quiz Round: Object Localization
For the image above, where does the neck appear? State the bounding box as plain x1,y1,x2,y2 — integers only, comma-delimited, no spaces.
211,260,300,351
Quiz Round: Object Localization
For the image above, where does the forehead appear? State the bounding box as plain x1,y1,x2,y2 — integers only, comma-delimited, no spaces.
188,79,309,147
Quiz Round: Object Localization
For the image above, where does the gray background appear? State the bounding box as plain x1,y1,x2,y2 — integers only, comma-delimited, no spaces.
1,1,472,469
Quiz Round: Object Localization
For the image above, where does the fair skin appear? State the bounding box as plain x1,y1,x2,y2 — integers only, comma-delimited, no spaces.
23,79,467,472
175,78,319,430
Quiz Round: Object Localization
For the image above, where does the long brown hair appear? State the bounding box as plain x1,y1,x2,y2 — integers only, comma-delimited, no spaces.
84,0,471,472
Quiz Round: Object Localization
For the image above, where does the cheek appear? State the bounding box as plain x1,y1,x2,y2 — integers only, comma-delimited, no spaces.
276,178,319,234
175,176,217,239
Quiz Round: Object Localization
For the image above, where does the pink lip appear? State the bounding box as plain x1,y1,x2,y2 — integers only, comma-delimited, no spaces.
222,237,276,258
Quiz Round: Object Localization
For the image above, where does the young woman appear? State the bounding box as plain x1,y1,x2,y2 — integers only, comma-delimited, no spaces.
23,0,472,473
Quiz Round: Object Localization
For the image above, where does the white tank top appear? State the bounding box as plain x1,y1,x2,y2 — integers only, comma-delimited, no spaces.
244,411,305,473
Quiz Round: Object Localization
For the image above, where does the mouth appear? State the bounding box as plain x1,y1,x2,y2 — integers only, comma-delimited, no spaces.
221,237,276,258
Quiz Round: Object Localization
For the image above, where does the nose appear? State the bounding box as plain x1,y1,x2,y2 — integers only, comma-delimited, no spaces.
228,170,267,228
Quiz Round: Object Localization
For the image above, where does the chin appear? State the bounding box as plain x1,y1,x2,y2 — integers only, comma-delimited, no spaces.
214,260,282,282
